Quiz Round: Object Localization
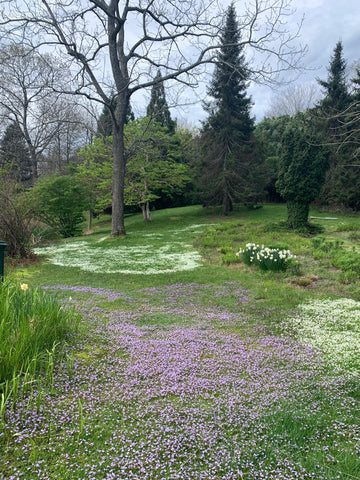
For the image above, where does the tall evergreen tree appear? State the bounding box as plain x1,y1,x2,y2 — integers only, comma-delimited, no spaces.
318,41,349,117
0,122,32,185
199,3,258,215
146,70,176,134
317,41,354,209
335,66,360,210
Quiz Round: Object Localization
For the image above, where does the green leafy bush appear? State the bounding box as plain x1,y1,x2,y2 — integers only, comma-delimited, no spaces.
311,236,360,280
311,236,343,260
335,223,359,232
34,174,90,237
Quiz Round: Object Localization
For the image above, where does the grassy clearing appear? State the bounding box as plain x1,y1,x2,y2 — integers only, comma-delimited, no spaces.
1,204,360,479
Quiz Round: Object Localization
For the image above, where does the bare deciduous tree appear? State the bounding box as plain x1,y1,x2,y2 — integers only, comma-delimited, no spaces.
0,0,304,235
0,45,81,180
43,100,94,174
265,83,320,118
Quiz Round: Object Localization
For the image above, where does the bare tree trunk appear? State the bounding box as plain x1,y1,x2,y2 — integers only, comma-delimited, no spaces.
111,121,126,236
141,202,152,222
221,192,229,216
145,201,151,222
23,133,38,181
88,210,93,231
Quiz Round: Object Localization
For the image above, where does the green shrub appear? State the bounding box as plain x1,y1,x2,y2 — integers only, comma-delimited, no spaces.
217,246,233,254
335,223,359,232
201,232,219,248
339,270,359,284
34,174,90,237
349,231,360,242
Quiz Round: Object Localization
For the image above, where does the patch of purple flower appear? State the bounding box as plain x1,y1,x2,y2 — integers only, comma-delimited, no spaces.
1,283,359,479
42,285,133,303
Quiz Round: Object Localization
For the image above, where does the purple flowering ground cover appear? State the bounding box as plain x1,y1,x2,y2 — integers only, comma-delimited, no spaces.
1,282,359,479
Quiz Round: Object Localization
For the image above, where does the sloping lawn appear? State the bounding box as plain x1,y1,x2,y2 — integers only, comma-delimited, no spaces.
1,205,360,479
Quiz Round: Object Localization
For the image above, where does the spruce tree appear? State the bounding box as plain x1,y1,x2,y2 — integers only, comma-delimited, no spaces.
0,122,32,185
199,3,257,215
318,41,350,116
337,67,360,210
146,70,176,134
317,41,355,209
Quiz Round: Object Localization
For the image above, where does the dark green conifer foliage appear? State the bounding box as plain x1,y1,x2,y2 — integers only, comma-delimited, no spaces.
0,122,32,185
146,70,176,134
318,41,350,116
317,41,356,209
337,67,360,210
96,100,135,139
199,3,258,216
276,113,330,228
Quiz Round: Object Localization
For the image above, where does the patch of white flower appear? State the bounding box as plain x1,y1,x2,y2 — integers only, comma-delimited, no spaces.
285,298,360,374
34,240,203,275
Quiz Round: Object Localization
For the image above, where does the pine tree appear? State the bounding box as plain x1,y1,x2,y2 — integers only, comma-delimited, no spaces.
199,3,258,216
317,42,355,209
318,41,350,116
0,122,32,185
146,70,176,134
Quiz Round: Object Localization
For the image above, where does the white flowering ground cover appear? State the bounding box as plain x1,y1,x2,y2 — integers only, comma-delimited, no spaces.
33,225,211,274
2,282,360,480
284,298,360,374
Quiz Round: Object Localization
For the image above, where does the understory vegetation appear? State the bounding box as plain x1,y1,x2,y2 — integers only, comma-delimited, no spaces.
1,204,360,479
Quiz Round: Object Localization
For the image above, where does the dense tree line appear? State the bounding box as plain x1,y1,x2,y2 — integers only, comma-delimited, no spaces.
256,40,360,215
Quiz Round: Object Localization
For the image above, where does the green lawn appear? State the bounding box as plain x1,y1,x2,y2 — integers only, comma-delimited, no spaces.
1,204,360,479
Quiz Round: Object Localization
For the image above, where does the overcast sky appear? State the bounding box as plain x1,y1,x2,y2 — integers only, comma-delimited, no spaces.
174,0,360,126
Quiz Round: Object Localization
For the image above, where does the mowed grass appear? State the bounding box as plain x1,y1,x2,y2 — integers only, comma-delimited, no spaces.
1,204,360,479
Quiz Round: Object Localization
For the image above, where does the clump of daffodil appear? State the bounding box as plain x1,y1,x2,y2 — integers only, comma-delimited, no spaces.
237,243,294,272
